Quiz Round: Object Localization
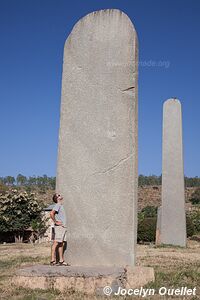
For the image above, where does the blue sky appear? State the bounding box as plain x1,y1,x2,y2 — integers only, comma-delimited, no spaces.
0,0,199,177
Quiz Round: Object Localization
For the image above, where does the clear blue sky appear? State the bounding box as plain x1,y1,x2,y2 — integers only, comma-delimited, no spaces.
0,0,199,178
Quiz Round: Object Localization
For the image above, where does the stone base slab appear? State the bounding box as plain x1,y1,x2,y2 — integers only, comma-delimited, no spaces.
13,265,154,295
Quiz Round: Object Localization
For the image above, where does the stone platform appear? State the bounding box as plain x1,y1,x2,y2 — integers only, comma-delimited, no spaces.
13,265,154,295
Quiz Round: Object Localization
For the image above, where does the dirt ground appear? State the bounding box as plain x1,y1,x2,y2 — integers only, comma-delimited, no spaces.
0,239,199,300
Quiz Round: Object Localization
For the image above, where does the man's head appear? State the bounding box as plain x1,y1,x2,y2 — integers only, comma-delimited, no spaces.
52,193,63,203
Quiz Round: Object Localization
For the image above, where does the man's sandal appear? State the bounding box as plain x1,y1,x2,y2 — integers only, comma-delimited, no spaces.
50,260,56,266
59,261,70,266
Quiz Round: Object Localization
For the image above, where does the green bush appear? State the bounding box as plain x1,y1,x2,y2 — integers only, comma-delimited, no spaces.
137,213,196,243
191,198,200,205
137,217,157,242
187,210,200,234
186,215,195,237
189,188,200,205
138,206,158,221
0,190,45,242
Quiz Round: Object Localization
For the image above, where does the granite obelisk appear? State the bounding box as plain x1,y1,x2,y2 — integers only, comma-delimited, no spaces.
160,98,186,247
56,9,138,266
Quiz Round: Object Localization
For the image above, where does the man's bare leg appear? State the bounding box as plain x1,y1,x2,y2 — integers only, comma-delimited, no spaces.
51,241,58,262
58,242,64,262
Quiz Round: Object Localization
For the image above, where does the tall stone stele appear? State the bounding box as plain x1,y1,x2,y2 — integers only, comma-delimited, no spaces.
56,9,138,266
160,98,186,247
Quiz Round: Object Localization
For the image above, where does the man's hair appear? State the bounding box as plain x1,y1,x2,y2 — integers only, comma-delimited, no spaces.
52,193,58,203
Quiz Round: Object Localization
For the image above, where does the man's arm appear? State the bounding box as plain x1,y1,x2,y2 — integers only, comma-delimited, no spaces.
50,210,63,225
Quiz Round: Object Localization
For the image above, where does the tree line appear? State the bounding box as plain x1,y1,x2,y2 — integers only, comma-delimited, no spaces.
0,174,199,189
139,175,200,187
0,174,55,190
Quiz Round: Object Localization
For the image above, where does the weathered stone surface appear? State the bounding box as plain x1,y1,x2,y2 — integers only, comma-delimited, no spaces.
56,9,138,266
13,265,154,294
160,99,186,247
16,265,124,277
155,206,161,245
125,266,155,289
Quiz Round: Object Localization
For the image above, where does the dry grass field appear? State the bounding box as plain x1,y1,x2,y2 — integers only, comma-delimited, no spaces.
0,240,199,300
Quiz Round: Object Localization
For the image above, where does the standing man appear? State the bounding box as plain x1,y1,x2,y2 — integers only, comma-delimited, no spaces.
50,193,69,266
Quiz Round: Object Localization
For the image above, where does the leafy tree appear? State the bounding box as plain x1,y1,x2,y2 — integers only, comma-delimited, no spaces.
48,177,56,189
185,176,200,187
0,190,45,242
16,174,27,186
27,176,37,186
31,217,47,238
4,176,15,186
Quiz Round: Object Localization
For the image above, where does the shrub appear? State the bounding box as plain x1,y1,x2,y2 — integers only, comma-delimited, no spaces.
137,217,157,242
187,210,200,234
137,213,196,243
189,188,200,205
0,190,45,242
186,215,195,237
138,206,158,221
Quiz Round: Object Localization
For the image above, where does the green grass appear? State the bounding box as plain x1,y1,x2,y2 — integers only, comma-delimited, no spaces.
154,243,185,249
0,256,49,270
145,264,200,291
0,242,199,300
0,287,60,300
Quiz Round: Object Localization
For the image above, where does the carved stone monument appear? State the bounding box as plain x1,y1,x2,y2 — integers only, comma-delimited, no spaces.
160,98,186,247
56,9,138,266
